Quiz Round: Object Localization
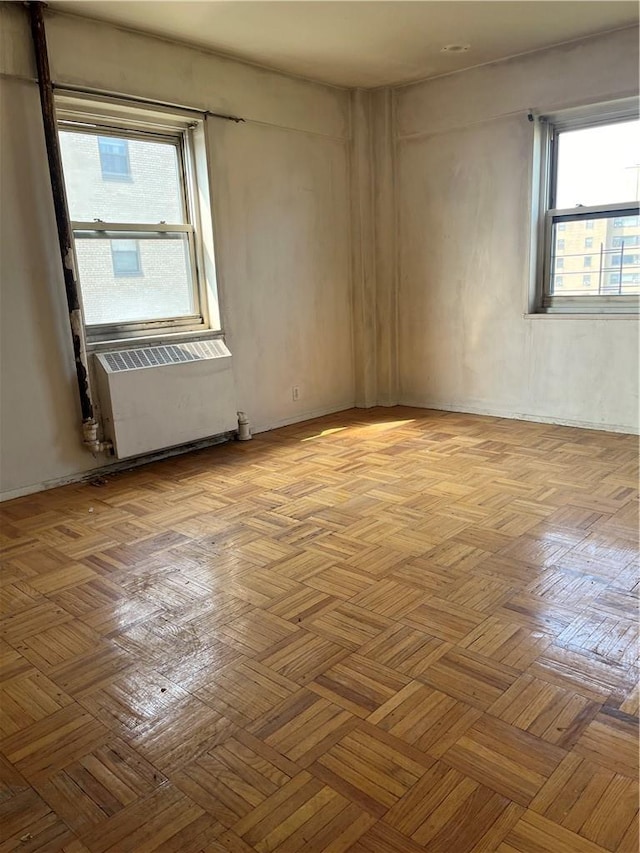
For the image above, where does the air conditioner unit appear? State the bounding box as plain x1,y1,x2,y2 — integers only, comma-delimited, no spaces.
94,340,237,460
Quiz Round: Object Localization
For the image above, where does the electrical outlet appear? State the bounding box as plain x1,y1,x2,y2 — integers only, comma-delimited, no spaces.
292,385,300,402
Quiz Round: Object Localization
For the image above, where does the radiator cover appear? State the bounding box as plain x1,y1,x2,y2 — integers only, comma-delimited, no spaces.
94,340,237,459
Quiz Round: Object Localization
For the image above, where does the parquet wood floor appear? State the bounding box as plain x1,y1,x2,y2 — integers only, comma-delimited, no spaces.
1,407,638,852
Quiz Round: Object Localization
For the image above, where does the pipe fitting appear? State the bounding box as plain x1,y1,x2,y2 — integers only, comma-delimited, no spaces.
82,418,112,454
237,411,252,441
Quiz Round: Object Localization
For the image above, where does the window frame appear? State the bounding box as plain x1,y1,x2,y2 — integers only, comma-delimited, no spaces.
535,98,640,315
56,93,221,343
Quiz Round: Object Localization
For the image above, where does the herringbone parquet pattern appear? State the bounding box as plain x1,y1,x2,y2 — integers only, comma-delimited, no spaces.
0,407,638,852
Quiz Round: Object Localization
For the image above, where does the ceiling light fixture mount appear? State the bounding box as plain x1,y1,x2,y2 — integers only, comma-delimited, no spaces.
441,44,471,53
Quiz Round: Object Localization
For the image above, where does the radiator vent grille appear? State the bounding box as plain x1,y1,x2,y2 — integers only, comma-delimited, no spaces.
101,340,230,373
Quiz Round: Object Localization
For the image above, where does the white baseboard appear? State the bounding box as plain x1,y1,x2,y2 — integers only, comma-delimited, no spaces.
399,397,639,435
250,400,357,435
0,433,233,503
3,397,634,502
0,401,357,503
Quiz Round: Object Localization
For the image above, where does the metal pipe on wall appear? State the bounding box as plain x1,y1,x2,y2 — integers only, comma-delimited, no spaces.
27,1,111,454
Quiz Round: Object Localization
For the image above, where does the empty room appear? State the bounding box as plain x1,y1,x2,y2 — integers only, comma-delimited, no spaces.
0,1,638,850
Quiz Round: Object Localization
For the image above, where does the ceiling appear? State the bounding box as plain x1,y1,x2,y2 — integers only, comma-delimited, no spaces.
49,1,639,88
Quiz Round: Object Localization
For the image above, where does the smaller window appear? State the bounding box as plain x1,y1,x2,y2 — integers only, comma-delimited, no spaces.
585,220,595,230
612,253,640,265
98,136,131,179
584,237,593,248
612,234,639,248
111,240,141,277
557,239,565,250
556,257,564,269
555,275,563,286
609,272,640,286
557,222,566,231
583,275,591,285
584,256,592,268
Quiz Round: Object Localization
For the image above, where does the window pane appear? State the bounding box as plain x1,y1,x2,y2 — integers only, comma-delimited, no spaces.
551,214,640,295
555,119,640,208
60,131,184,224
75,235,195,325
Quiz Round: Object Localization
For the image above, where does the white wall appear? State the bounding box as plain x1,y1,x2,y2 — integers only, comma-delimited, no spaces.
0,6,354,498
1,9,638,500
394,27,640,432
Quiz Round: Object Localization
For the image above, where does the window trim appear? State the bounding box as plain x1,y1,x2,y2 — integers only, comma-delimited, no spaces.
56,93,220,343
534,98,640,315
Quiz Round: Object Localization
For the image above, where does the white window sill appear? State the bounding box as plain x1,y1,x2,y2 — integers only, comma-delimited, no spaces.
524,313,639,320
87,328,225,353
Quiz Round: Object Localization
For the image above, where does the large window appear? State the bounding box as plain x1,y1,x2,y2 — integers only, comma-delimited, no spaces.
537,100,639,313
57,94,220,341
